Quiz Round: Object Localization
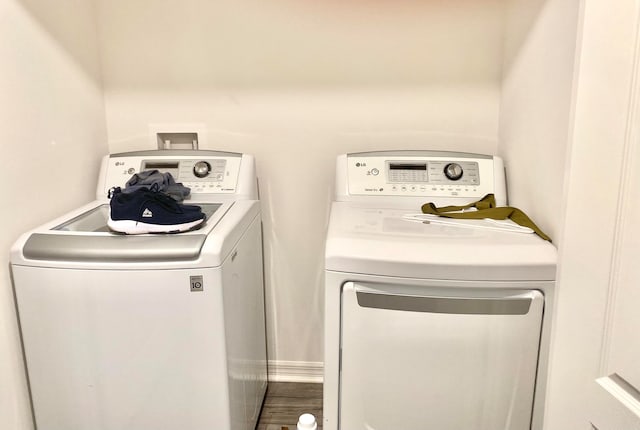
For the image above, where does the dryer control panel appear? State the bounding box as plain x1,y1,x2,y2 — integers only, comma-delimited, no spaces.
337,151,506,205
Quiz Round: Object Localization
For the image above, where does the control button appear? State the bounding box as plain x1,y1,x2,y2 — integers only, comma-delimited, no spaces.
127,168,135,175
391,185,398,191
193,161,211,178
401,185,407,191
410,185,416,191
371,168,379,176
444,163,464,181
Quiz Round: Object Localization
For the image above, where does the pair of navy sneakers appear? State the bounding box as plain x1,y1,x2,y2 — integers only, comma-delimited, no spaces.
107,186,206,234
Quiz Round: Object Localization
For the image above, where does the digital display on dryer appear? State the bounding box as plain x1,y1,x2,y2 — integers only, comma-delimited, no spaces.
389,163,427,170
388,162,429,183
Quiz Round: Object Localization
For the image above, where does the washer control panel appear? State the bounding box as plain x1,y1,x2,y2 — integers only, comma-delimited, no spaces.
345,152,497,199
386,160,479,185
102,152,242,196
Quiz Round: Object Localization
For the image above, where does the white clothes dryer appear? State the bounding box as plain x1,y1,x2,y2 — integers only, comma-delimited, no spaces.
11,150,267,430
323,151,557,430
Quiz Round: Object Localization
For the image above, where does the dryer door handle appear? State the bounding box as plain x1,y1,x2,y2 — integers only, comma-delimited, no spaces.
355,289,538,315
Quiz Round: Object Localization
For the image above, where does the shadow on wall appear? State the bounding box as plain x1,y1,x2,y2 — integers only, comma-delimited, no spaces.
498,0,576,243
94,0,505,90
14,0,551,91
502,0,549,75
16,0,103,84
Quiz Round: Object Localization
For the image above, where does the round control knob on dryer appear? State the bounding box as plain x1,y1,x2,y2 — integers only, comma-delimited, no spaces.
193,161,211,178
444,163,464,181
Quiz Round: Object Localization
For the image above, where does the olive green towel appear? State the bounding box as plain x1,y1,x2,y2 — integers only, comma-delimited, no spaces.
421,194,551,242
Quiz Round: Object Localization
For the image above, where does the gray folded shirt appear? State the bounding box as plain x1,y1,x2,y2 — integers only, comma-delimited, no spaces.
124,170,191,202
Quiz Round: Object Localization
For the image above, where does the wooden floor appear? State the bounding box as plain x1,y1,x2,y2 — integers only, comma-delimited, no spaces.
256,382,323,430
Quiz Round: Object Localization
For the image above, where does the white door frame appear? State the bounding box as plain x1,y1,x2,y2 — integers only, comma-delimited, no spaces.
545,0,640,428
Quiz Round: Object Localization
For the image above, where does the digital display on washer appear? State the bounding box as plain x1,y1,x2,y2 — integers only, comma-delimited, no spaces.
388,162,429,183
142,161,180,170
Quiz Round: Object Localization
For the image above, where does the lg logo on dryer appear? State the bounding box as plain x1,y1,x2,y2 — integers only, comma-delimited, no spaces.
190,275,204,292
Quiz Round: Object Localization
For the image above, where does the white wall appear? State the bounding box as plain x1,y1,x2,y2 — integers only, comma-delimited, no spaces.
96,0,506,371
498,0,580,242
0,1,108,428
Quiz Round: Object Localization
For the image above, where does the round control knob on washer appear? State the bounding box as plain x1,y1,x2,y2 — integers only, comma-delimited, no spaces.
193,161,211,178
444,163,464,181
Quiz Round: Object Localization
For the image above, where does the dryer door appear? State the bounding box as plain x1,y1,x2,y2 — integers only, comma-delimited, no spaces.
339,282,544,430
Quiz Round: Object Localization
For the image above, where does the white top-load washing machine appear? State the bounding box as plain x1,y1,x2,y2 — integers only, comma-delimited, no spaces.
11,150,267,430
324,151,557,430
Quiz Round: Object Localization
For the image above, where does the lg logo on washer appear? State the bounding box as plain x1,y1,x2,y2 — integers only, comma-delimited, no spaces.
190,275,204,292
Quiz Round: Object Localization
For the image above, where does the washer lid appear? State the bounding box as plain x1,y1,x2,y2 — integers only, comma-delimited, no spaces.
325,203,558,282
21,202,231,263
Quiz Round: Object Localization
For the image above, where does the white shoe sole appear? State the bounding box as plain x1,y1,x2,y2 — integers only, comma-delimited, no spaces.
107,218,205,235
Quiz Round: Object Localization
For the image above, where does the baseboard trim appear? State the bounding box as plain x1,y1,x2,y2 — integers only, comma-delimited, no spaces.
268,360,324,383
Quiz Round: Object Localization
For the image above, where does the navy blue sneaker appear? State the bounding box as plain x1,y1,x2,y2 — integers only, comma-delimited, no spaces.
108,187,206,234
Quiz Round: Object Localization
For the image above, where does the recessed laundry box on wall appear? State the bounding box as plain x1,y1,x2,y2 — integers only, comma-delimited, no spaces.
323,151,557,430
10,150,267,430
